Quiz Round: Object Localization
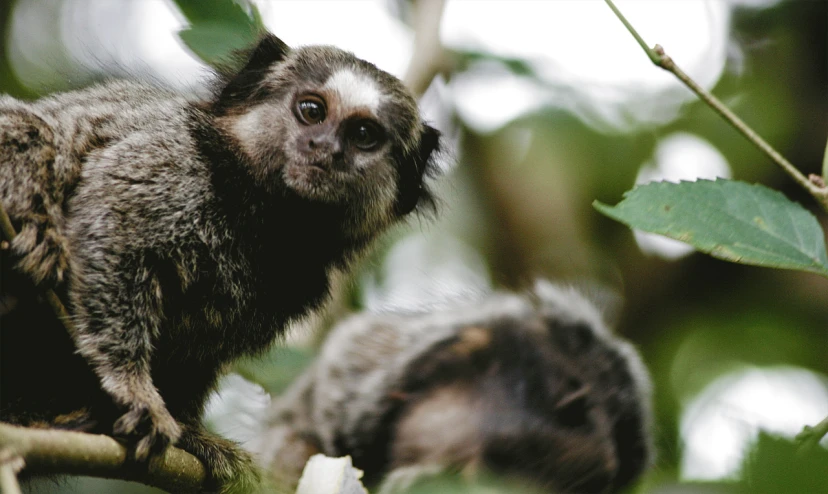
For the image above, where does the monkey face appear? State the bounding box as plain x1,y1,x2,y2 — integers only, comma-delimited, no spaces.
278,67,404,232
216,37,440,240
389,322,626,493
341,308,649,492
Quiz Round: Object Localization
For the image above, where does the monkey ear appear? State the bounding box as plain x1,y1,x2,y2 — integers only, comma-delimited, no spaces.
215,33,291,111
240,33,290,73
395,124,441,216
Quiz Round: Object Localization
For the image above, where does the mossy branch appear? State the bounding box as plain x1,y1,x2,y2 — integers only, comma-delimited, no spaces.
603,0,828,213
0,423,207,493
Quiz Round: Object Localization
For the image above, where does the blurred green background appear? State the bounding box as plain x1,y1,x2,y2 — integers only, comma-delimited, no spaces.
2,0,826,493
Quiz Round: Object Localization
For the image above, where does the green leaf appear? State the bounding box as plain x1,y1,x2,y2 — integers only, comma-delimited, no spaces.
232,346,314,396
594,178,828,277
738,432,828,493
403,472,544,494
172,0,263,67
455,49,538,78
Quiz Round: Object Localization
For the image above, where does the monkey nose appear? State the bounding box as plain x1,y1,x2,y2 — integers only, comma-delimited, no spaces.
306,134,341,155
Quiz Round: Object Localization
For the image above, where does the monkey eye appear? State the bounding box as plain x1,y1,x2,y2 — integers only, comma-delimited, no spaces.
296,96,326,125
348,120,383,151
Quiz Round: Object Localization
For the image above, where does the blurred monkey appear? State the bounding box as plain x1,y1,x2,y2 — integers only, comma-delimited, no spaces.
251,281,652,493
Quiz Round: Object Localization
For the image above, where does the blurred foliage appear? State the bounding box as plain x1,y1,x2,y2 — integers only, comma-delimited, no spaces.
635,432,828,494
1,0,827,493
0,0,34,99
455,49,538,78
234,347,313,397
173,0,263,67
400,471,545,494
737,432,828,494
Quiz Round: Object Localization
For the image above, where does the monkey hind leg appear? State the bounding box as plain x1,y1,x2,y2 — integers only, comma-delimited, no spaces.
0,107,71,286
177,423,263,494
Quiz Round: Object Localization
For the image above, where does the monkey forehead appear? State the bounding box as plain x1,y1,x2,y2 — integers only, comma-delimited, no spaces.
283,46,423,146
321,69,384,114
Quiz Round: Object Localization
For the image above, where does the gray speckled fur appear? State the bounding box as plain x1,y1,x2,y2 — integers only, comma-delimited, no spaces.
0,34,440,493
253,282,652,493
0,81,179,284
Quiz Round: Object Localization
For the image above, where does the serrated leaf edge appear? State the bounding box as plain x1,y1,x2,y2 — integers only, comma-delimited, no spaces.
594,179,828,277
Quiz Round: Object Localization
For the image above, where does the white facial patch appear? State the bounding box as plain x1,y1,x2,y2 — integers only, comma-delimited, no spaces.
229,106,270,160
323,69,383,114
232,106,264,142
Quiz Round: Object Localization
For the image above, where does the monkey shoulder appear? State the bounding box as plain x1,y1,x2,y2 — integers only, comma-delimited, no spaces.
61,106,285,356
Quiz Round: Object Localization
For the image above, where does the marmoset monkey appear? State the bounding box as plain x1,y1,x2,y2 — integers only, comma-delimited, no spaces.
0,33,440,492
252,282,652,494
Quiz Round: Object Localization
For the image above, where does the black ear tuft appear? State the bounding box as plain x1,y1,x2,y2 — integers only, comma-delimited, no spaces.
241,33,290,73
214,33,291,113
395,124,441,217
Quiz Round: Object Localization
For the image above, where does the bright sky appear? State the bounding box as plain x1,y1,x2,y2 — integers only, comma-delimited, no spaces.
8,0,754,130
680,367,828,480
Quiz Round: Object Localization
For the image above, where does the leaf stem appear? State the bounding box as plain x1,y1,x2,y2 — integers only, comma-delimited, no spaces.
603,0,828,213
603,0,660,65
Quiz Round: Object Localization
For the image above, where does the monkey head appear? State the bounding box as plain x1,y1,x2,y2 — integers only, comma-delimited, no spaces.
390,315,650,493
255,283,652,494
212,34,441,241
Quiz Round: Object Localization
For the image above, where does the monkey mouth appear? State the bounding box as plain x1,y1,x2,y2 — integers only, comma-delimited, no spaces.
283,161,345,203
307,162,330,173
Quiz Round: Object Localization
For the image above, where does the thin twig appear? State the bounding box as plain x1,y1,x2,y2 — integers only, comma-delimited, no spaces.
603,0,659,65
0,450,24,494
821,135,828,180
0,423,207,493
603,0,828,212
0,464,23,494
0,202,77,338
796,415,828,454
0,196,17,243
653,46,827,205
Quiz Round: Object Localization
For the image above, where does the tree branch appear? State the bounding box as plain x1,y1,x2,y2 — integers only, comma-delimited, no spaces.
0,423,207,493
1,187,205,494
403,0,449,97
603,0,828,212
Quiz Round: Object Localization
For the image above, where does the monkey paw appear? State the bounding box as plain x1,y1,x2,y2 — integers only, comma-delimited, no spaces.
178,427,262,494
11,223,70,286
210,450,261,494
113,402,182,461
